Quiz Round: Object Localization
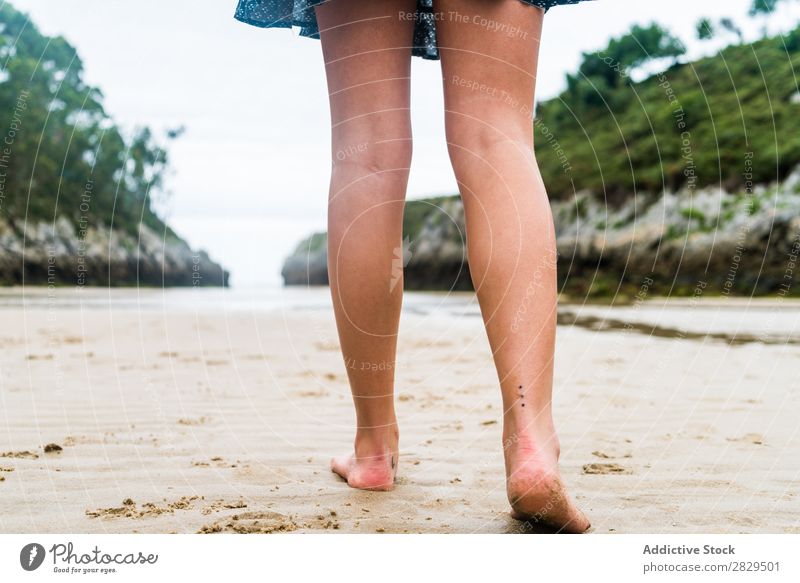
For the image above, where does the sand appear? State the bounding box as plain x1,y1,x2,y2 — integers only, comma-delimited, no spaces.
1,291,798,533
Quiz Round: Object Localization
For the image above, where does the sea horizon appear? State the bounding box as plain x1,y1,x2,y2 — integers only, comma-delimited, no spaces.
1,284,797,346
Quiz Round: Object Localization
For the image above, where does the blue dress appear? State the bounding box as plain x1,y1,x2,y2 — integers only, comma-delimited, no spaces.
235,0,594,60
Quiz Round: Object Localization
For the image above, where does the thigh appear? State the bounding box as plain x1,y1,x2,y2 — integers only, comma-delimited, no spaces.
315,0,417,133
435,0,544,141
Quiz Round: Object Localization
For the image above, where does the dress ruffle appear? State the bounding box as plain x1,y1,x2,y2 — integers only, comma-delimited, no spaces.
234,0,594,60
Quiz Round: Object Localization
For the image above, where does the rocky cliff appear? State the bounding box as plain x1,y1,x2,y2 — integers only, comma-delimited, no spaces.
0,5,229,288
0,217,228,287
281,167,800,297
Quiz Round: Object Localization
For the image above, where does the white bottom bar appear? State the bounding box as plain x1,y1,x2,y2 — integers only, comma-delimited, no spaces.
1,534,798,582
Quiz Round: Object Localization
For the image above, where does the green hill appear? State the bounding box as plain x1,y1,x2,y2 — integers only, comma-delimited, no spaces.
534,25,800,202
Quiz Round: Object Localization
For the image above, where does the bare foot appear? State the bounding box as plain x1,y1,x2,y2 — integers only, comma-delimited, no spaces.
331,428,398,491
504,427,590,533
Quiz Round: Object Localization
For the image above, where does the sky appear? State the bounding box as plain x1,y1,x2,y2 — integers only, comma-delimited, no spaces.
6,0,798,286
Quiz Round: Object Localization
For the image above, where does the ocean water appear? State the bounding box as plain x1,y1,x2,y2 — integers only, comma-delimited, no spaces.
0,285,481,318
1,285,799,345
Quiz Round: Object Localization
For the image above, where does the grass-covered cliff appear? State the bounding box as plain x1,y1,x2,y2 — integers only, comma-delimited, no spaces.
535,24,800,201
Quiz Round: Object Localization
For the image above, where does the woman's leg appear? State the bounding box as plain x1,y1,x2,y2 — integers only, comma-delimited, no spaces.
315,0,415,490
436,0,590,532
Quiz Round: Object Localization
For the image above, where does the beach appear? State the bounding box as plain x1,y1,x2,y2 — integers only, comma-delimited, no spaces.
0,287,798,534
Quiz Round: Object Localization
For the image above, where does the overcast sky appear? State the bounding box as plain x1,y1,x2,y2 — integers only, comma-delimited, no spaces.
6,0,798,286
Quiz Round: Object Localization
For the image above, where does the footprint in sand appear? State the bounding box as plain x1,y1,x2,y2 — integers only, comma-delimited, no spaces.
63,435,104,446
591,450,632,459
311,510,341,530
192,456,240,469
582,462,632,475
204,359,229,366
201,499,248,516
85,498,140,519
86,496,200,519
432,422,463,432
177,417,211,426
295,388,329,398
198,511,298,534
43,443,63,454
726,433,764,445
313,341,340,352
0,450,39,459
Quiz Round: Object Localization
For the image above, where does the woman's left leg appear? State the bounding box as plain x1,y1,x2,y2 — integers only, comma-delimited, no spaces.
436,0,590,532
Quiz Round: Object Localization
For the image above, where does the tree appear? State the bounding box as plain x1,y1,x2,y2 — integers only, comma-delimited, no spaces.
569,22,686,98
748,0,797,36
749,0,781,15
0,3,173,236
719,18,744,43
696,18,715,41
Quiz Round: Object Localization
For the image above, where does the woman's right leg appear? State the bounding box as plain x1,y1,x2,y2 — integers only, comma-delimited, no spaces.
315,0,415,490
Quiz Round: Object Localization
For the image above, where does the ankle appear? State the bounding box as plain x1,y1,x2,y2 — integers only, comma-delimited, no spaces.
503,405,554,435
354,424,399,454
502,416,559,457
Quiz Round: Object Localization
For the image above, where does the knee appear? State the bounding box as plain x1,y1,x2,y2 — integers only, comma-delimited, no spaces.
333,137,412,178
327,118,412,223
331,117,412,179
445,113,534,176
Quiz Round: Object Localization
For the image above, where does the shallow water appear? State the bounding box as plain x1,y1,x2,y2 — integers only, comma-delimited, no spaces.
1,285,798,345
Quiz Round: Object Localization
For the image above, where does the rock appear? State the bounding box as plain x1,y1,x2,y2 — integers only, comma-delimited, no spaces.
281,232,328,286
0,218,228,287
281,165,800,297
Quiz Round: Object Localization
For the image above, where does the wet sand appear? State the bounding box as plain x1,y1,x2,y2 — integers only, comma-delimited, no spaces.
1,291,798,533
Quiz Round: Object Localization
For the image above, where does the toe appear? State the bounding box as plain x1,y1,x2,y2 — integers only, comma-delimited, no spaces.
330,455,351,481
571,511,591,533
